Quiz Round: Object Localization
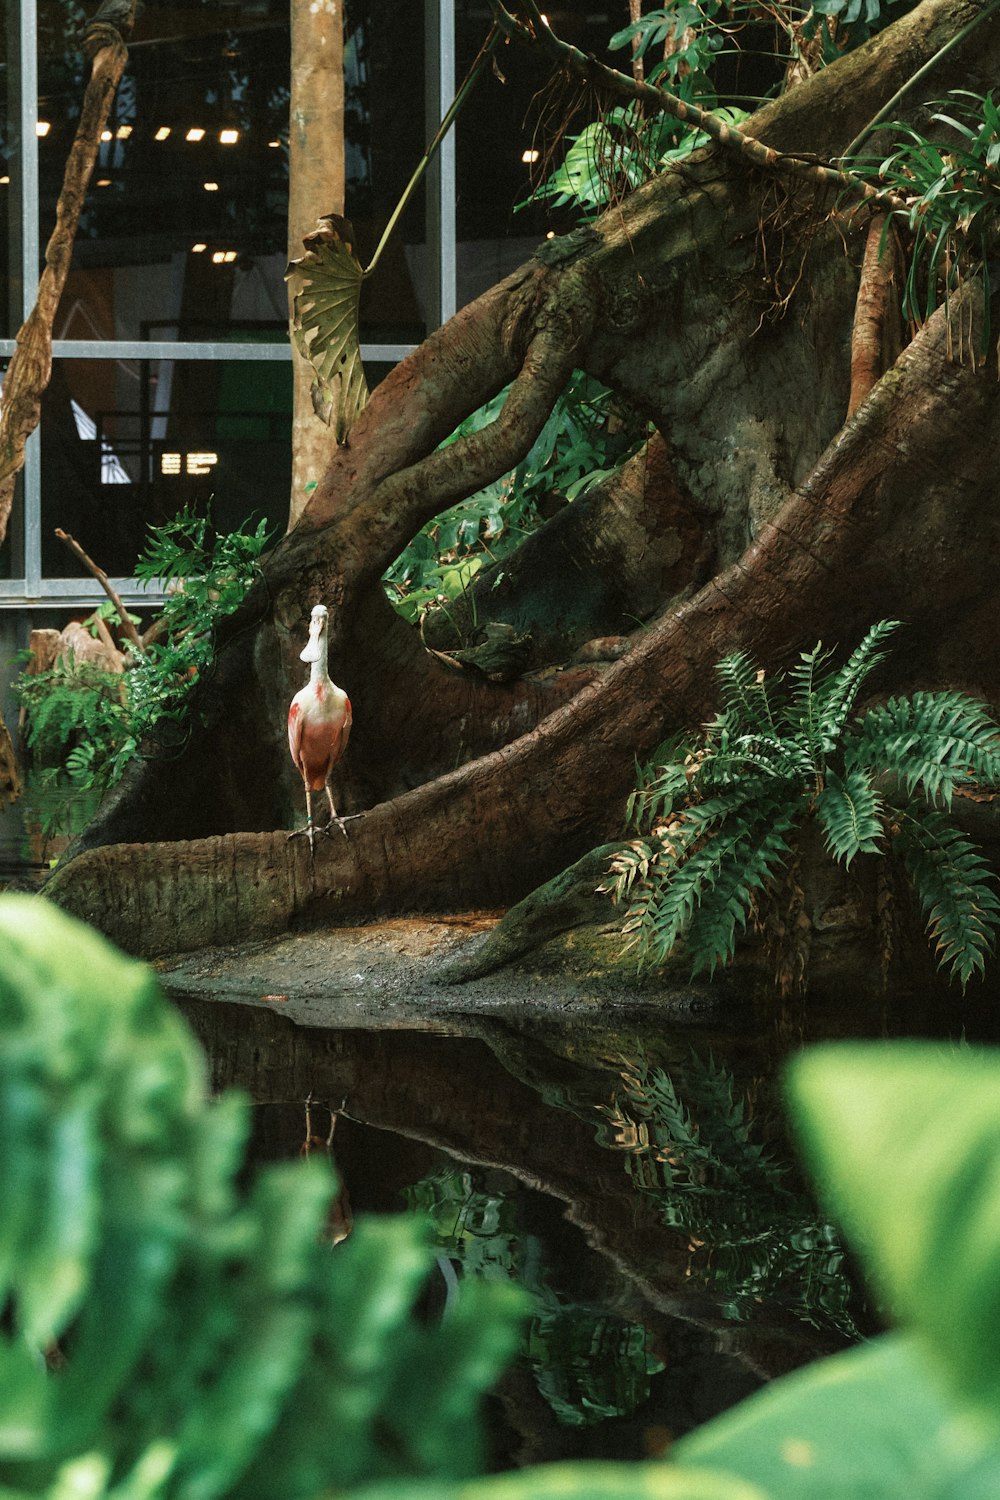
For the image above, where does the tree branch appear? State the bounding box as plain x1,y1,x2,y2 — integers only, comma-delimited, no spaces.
54,529,145,653
0,0,135,544
492,0,910,212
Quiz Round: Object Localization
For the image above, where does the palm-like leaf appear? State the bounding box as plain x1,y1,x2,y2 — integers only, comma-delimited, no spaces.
892,806,1000,988
849,691,1000,807
286,214,369,442
815,769,884,866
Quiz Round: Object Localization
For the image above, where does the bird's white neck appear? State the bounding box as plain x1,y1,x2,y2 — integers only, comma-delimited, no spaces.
300,609,331,684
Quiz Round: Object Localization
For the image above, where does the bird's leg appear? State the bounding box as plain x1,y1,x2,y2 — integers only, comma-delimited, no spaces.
321,783,364,841
287,788,318,854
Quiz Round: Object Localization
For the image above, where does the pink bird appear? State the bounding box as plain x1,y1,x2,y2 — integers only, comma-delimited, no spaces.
287,604,358,851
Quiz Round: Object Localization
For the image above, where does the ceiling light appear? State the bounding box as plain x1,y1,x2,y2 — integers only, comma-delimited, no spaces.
0,176,9,186
203,181,219,192
116,124,133,139
100,129,112,142
268,139,281,148
191,243,207,253
186,127,205,142
212,251,226,263
219,129,239,144
155,126,171,141
521,148,540,164
222,250,237,262
96,178,112,187
35,121,50,137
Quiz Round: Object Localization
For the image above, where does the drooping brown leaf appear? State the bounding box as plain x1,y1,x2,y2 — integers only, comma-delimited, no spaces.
285,214,370,444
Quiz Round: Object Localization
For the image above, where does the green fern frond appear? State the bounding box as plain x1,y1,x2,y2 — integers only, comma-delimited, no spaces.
784,640,835,767
818,618,902,741
850,691,1000,807
815,769,885,866
626,739,693,831
696,734,810,791
893,805,1000,988
683,802,799,976
713,650,781,735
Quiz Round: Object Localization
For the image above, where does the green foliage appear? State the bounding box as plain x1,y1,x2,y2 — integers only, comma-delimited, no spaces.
0,894,524,1500
15,508,270,841
857,91,1000,346
11,908,1000,1500
383,371,646,624
607,621,1000,986
672,1042,1000,1495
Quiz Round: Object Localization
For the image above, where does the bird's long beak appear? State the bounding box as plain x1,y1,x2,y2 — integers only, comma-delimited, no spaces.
300,613,325,664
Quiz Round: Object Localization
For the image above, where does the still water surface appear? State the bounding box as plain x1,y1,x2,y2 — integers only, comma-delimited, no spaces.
178,995,879,1467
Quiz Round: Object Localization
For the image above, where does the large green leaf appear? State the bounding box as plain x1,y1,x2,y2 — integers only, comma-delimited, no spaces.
787,1044,1000,1429
349,1461,769,1499
675,1333,1000,1498
285,214,369,443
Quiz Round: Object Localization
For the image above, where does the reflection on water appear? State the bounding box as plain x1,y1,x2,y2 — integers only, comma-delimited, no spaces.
406,1167,667,1431
181,996,872,1464
593,1052,859,1336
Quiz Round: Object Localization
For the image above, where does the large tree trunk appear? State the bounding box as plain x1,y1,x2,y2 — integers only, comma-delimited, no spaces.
48,0,1000,957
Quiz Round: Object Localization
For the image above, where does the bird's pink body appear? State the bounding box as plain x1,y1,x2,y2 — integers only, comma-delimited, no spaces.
287,604,356,846
287,678,352,791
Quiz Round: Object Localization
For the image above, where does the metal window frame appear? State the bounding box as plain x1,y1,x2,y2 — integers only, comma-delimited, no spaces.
1,0,458,611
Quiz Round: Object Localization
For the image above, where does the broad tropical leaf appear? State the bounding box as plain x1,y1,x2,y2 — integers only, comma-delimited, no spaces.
350,1462,769,1499
787,1043,1000,1433
814,768,884,865
674,1332,1000,1497
286,214,369,443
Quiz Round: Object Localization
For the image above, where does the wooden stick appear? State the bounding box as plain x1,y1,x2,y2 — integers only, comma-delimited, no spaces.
54,528,145,653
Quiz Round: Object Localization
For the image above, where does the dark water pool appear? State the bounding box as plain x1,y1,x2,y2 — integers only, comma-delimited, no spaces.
175,995,880,1466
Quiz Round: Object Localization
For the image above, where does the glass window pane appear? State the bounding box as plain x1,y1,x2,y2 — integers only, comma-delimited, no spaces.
40,356,290,577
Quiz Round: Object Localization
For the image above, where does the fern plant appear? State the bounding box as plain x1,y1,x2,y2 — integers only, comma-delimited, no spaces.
15,507,270,842
605,620,1000,989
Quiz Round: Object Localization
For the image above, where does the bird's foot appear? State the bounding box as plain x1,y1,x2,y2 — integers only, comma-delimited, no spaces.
322,812,365,842
287,823,318,855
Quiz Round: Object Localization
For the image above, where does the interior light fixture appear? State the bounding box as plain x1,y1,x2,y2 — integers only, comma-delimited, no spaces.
155,126,171,141
116,124,133,139
222,250,237,262
545,230,555,239
100,130,113,142
219,129,239,144
211,251,226,263
186,127,205,142
0,176,9,186
186,452,218,475
35,121,51,137
203,181,219,192
267,139,281,148
191,243,207,253
521,148,540,164
96,179,112,187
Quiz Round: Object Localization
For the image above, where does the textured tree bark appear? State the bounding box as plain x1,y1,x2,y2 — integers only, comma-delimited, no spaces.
47,0,1000,959
287,0,345,525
